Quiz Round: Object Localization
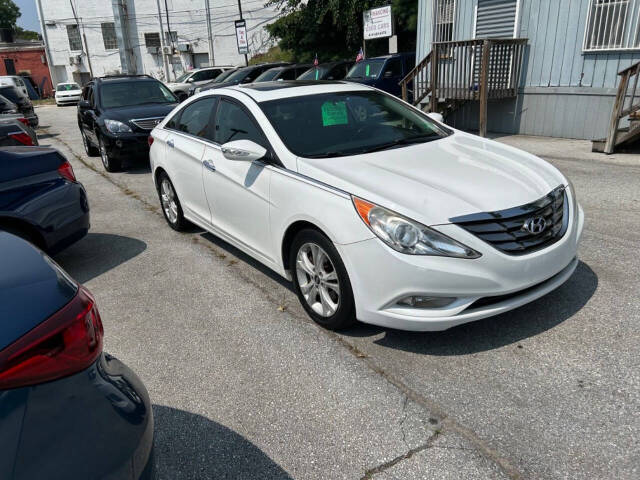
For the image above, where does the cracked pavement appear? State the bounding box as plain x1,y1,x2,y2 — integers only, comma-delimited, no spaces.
36,105,639,479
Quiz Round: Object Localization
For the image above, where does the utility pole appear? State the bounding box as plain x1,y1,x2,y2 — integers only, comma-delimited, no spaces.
205,0,215,66
237,0,248,66
34,0,57,92
155,0,170,80
164,0,176,79
69,0,93,77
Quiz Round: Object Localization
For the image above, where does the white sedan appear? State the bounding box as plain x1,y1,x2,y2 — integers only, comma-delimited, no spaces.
54,82,82,106
149,82,584,331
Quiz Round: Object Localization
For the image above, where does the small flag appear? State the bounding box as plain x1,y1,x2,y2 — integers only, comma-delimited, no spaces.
356,47,364,63
313,53,319,66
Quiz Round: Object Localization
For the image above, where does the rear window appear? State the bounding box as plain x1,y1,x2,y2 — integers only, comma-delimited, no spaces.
0,87,19,103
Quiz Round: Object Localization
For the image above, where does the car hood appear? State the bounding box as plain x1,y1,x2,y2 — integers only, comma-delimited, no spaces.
100,103,178,123
296,132,567,226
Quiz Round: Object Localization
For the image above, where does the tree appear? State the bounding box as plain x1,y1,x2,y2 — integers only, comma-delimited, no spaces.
0,0,21,30
266,0,418,63
15,27,41,41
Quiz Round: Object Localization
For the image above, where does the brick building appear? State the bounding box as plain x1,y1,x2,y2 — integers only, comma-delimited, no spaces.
0,40,54,97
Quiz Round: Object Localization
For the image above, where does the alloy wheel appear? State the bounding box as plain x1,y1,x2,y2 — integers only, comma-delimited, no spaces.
99,138,109,169
160,179,179,224
295,243,340,317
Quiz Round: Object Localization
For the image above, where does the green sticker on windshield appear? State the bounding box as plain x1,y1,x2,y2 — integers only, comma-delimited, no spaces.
321,101,348,126
315,69,319,80
366,64,370,77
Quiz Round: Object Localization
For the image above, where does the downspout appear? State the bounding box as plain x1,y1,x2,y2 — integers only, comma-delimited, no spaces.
34,0,56,92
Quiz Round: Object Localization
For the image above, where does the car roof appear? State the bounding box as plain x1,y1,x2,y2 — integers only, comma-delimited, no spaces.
220,81,373,102
95,75,159,84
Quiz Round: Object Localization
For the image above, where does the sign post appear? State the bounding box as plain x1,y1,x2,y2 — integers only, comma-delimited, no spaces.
363,5,394,53
235,19,249,65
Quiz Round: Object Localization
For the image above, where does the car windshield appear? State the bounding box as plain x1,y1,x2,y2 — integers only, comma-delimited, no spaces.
346,60,384,79
260,91,448,158
255,69,281,82
298,66,330,80
0,87,19,103
175,72,191,83
213,69,235,83
100,81,177,108
58,83,80,91
224,68,253,83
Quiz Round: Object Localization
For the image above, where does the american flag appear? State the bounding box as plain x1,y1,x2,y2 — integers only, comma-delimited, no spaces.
313,53,319,66
355,47,364,63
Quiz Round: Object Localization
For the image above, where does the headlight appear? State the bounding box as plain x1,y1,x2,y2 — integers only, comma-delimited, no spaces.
104,119,132,133
353,197,481,258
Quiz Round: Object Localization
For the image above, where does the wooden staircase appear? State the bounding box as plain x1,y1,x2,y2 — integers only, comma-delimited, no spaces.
592,60,640,154
400,38,527,136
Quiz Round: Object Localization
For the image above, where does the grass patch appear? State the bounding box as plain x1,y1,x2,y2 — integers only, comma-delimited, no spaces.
33,98,56,106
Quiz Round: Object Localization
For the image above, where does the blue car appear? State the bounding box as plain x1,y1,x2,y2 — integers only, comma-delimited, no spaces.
0,232,154,479
0,146,89,253
344,52,416,98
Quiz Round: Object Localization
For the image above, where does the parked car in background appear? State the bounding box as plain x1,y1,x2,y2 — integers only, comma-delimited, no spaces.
77,74,178,172
0,232,155,480
297,60,355,81
254,64,313,82
166,66,234,101
0,85,38,127
0,76,31,101
189,68,238,96
0,117,38,146
149,81,583,332
55,82,82,106
0,146,89,252
195,63,290,93
345,53,415,98
0,93,18,114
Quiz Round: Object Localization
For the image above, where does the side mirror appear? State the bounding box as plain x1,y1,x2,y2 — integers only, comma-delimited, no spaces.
221,140,267,162
427,112,445,124
187,77,194,83
78,99,91,109
383,71,394,79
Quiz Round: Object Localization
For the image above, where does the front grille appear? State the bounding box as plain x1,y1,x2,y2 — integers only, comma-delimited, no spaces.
130,117,164,131
451,186,567,255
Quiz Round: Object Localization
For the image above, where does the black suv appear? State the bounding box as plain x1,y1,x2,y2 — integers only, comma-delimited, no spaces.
195,63,291,94
77,75,178,172
0,86,38,127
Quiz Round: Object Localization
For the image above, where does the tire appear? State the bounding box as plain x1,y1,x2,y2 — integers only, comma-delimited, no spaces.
82,129,99,156
290,229,356,330
98,135,122,172
156,172,188,231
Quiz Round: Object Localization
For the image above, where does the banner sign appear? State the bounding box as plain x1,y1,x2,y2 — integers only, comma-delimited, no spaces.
363,6,393,40
235,20,248,54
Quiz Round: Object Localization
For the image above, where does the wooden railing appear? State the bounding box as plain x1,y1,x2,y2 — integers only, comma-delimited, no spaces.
400,38,527,136
604,60,640,154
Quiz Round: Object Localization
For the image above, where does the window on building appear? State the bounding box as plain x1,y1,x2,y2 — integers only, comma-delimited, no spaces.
101,23,118,50
434,0,456,43
67,24,82,51
144,32,161,47
583,0,640,51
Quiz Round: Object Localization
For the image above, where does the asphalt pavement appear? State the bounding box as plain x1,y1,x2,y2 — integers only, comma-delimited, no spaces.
37,105,639,479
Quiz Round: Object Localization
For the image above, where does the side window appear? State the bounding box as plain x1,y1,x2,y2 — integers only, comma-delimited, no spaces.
87,86,95,106
189,72,202,82
243,69,263,83
81,86,89,100
280,69,297,80
215,99,266,147
203,69,220,80
384,58,402,77
177,97,217,140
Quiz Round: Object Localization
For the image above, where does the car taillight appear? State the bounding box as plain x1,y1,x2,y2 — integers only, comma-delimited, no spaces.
58,160,76,182
17,117,29,126
9,132,33,146
0,286,103,390
148,135,154,147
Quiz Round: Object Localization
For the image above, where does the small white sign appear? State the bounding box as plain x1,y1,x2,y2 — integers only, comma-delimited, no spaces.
235,20,248,54
363,6,393,40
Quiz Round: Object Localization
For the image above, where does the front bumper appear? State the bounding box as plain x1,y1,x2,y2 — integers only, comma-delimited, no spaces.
101,130,151,159
337,202,585,331
56,95,81,104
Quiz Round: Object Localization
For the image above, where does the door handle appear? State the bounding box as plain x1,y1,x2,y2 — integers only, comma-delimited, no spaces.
203,159,216,172
167,139,175,148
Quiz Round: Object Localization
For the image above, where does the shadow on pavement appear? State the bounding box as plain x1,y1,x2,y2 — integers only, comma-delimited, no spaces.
153,405,293,480
53,232,147,283
340,260,598,355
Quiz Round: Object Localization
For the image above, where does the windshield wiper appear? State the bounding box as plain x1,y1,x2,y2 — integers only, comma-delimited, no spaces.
306,150,351,158
360,134,440,154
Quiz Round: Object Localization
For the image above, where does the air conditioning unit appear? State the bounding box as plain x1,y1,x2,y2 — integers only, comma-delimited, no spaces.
177,43,191,52
147,46,159,54
69,56,76,65
162,46,174,55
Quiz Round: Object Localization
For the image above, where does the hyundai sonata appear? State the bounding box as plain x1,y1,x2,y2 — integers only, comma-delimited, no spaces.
149,81,583,331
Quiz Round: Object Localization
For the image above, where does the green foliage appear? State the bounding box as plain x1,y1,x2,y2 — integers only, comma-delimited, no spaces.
266,0,418,62
0,0,21,30
249,45,294,65
14,26,41,41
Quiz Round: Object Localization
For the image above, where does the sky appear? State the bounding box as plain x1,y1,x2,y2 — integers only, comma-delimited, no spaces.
14,0,41,33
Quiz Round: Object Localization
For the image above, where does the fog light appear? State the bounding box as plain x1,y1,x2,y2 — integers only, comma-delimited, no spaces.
115,140,123,148
397,296,457,309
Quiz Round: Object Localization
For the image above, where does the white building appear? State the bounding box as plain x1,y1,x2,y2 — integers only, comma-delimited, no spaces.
35,0,282,86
